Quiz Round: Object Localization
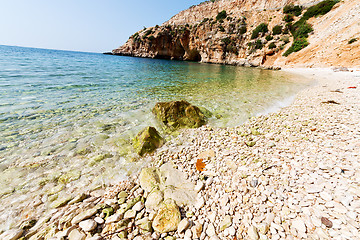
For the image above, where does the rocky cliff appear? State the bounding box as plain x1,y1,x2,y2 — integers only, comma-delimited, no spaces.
113,0,360,68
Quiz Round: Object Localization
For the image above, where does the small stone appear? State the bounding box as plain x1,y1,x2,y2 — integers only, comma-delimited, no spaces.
124,209,136,219
248,225,260,240
192,222,203,238
195,197,205,209
139,168,160,192
245,141,256,147
321,217,333,228
133,201,145,211
118,191,128,199
334,167,344,174
51,196,73,208
0,229,24,240
105,212,123,224
320,192,333,201
185,229,193,238
71,207,98,225
177,218,190,233
206,177,213,186
206,223,216,237
208,212,216,223
68,193,88,205
259,233,269,240
118,198,126,205
102,207,114,219
94,217,104,225
195,181,205,192
258,223,270,234
68,228,86,240
145,188,164,211
228,226,236,236
152,199,181,233
219,215,232,232
292,219,307,237
79,219,97,232
220,195,229,207
136,217,152,233
250,179,259,188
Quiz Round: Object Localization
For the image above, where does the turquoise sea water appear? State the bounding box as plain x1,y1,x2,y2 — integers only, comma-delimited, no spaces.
0,45,310,229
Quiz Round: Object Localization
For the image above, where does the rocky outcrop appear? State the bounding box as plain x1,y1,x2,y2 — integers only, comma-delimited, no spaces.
152,100,207,130
113,0,360,68
133,127,163,156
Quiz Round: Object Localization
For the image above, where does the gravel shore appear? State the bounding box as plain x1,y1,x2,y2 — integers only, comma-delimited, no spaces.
2,68,359,240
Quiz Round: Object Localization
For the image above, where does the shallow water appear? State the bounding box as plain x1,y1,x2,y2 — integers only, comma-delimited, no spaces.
0,45,311,230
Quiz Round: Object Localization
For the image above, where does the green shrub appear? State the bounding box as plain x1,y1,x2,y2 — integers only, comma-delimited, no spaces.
269,42,277,49
266,35,273,41
148,35,155,41
283,14,294,22
348,38,358,44
283,38,309,56
303,0,338,20
251,23,268,39
221,37,231,45
255,39,263,49
272,25,283,35
226,45,238,54
216,10,227,21
239,25,247,34
144,29,153,37
218,25,225,32
132,32,139,39
283,4,303,16
293,22,313,38
202,18,209,23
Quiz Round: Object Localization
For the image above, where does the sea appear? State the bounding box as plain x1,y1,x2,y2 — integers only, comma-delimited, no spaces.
0,45,311,230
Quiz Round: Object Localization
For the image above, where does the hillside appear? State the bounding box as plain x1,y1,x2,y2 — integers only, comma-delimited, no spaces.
112,0,360,68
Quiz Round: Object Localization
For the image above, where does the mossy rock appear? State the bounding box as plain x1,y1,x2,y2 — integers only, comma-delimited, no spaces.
58,171,81,184
133,127,163,156
152,100,207,130
198,106,213,118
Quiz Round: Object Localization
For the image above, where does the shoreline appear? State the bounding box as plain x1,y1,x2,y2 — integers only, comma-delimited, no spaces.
1,67,359,239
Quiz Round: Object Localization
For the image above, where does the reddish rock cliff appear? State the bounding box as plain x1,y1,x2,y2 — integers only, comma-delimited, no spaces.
113,0,360,68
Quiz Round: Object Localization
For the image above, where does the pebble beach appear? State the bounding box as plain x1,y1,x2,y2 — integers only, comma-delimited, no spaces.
1,68,360,240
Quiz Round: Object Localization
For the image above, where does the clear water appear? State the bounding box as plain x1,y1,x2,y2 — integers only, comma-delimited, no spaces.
0,45,311,229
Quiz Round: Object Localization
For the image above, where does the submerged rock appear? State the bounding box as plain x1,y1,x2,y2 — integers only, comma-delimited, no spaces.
152,199,181,233
133,127,163,156
152,100,207,130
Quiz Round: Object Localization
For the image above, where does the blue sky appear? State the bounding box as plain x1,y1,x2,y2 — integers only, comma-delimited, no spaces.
0,0,204,53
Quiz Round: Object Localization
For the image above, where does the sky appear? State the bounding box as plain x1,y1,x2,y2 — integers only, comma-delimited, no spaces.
0,0,204,53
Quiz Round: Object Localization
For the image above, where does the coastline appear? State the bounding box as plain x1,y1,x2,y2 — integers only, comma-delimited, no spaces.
2,67,359,239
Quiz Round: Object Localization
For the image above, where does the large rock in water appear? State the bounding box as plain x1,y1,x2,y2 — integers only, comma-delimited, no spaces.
133,127,163,156
152,199,181,233
152,100,207,130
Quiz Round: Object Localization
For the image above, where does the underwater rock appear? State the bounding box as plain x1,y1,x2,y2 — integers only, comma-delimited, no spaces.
133,127,163,156
152,100,207,130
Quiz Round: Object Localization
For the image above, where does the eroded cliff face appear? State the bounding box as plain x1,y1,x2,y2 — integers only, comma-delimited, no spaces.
113,0,360,68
